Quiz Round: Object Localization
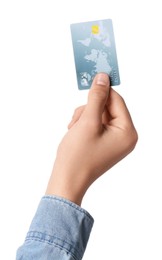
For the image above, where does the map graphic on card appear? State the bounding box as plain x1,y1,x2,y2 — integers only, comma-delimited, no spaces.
70,19,120,90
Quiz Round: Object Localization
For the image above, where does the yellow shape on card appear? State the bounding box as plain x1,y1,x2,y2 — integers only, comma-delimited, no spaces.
92,25,99,34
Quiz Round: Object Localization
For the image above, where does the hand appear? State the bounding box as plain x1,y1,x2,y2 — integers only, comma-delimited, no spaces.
46,73,138,205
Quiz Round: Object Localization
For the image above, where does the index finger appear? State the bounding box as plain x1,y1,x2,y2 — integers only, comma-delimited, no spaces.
107,88,135,130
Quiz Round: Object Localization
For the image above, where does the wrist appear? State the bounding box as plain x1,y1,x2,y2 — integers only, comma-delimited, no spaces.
45,166,89,206
45,182,83,206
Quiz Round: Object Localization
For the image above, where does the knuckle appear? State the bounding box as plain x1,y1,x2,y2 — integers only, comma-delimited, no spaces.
74,105,84,114
74,106,81,114
123,126,138,151
90,87,107,101
73,106,84,119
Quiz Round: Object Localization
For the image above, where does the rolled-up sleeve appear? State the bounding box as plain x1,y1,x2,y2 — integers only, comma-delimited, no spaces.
16,195,94,260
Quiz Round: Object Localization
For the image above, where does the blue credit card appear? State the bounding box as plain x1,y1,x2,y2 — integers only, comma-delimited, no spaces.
70,19,120,90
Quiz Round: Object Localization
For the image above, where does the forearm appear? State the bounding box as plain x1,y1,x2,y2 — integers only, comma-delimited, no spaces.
16,196,94,260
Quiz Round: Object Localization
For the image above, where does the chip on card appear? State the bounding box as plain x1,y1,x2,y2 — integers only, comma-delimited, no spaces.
70,19,120,90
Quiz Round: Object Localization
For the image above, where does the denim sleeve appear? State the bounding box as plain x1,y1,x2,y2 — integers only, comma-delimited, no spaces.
16,195,94,260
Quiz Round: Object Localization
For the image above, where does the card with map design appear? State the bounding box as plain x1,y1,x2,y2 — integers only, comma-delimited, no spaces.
70,19,120,90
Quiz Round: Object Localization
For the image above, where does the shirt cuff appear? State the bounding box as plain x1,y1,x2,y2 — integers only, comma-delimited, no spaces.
25,195,94,260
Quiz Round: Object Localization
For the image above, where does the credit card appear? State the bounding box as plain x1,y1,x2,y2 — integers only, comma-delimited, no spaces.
70,19,120,90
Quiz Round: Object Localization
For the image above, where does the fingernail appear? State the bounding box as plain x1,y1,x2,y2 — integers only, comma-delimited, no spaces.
95,73,109,86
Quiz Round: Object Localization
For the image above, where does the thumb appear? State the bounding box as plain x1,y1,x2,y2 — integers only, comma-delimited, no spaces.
82,73,110,125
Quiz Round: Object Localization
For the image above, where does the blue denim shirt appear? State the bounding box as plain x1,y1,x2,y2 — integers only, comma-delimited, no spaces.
16,196,94,260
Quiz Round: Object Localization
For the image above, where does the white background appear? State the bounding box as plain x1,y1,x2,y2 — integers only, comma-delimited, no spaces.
0,0,162,259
